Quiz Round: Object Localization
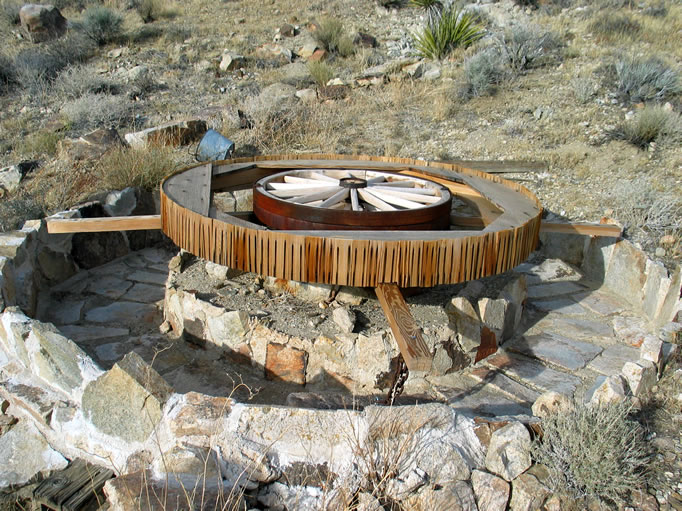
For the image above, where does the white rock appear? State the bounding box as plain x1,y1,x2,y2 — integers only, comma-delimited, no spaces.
0,165,23,194
621,360,657,397
531,391,573,419
385,467,427,500
590,374,627,405
103,187,137,217
219,51,245,72
332,307,355,334
471,469,510,511
640,335,663,365
205,261,229,280
0,420,68,487
485,422,531,481
295,88,317,102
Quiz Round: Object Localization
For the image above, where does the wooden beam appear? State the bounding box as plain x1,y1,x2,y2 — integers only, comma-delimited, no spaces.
540,221,622,237
375,283,433,372
46,215,161,233
439,159,547,174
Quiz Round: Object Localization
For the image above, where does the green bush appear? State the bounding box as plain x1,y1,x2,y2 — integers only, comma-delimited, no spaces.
314,18,355,58
413,6,484,60
81,6,124,46
496,24,562,72
614,56,681,103
589,13,641,40
460,47,506,98
614,104,681,149
533,401,651,503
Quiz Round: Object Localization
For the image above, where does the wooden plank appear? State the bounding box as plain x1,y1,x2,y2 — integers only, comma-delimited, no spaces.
439,159,547,174
540,221,622,237
375,284,432,371
163,162,212,216
34,458,114,511
46,215,161,233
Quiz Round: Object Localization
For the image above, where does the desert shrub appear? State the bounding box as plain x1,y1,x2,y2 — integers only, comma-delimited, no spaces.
0,0,21,25
496,24,562,72
81,6,124,46
614,56,681,102
589,12,641,40
53,64,120,100
0,195,45,232
571,77,598,103
533,401,650,503
413,6,484,60
0,52,15,90
513,0,539,7
314,18,355,58
164,23,194,43
460,46,506,98
307,60,334,87
136,0,160,23
613,104,681,149
643,1,667,17
410,0,443,27
96,144,177,191
61,93,134,131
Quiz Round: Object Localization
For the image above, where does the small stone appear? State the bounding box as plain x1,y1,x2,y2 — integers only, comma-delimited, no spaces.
531,391,573,419
590,374,627,405
485,422,532,481
471,469,510,511
655,247,666,257
159,320,172,334
308,48,328,62
332,307,355,334
0,165,24,194
205,261,229,280
354,32,378,48
103,186,137,217
279,23,296,37
621,360,657,397
219,51,245,72
640,336,664,366
295,88,317,102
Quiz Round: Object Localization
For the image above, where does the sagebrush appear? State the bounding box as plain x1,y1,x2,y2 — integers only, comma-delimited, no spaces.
614,56,681,102
82,6,124,46
460,47,506,98
496,24,562,72
532,401,651,503
613,104,681,149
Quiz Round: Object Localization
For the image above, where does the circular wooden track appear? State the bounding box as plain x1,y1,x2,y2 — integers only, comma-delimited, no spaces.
160,154,543,288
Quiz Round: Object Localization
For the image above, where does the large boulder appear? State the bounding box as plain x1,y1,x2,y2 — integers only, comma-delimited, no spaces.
19,4,67,43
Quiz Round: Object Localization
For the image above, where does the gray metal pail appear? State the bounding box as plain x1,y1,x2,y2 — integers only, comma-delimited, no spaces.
196,129,235,162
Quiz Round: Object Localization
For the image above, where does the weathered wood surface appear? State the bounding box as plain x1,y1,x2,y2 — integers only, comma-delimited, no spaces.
375,283,432,371
33,458,114,511
46,215,161,233
540,221,622,237
163,162,212,216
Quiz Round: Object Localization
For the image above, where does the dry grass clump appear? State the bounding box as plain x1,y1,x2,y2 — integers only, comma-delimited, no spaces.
459,46,507,98
60,93,135,132
95,144,178,191
613,104,681,149
412,6,484,60
307,60,334,87
571,76,598,104
589,12,641,40
81,6,124,46
613,55,681,103
15,130,61,158
314,18,355,58
496,24,562,73
532,401,651,504
53,64,121,100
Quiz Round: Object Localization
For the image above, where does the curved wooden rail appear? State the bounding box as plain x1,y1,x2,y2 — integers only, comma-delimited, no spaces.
160,154,543,288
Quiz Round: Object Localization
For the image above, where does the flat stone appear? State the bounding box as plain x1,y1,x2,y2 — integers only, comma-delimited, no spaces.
128,270,168,286
169,392,232,438
82,352,172,443
603,240,648,308
527,281,585,299
42,299,84,325
485,352,581,396
621,360,657,396
436,384,533,418
612,316,650,347
531,391,573,419
265,343,307,385
468,366,540,408
0,420,68,487
85,301,159,324
93,342,126,362
58,324,129,343
533,316,614,341
507,333,602,371
139,248,171,265
573,290,627,316
529,297,587,315
125,120,207,148
515,259,582,284
405,481,477,511
122,283,165,303
588,345,640,376
471,469,510,511
640,336,664,365
485,422,531,481
0,381,58,426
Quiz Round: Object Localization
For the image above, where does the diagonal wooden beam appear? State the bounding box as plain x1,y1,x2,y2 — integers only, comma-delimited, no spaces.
375,283,433,372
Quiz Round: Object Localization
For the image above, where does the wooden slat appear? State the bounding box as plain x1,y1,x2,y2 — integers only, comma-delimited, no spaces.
163,162,212,216
439,159,547,174
375,283,432,372
540,222,622,237
46,215,161,233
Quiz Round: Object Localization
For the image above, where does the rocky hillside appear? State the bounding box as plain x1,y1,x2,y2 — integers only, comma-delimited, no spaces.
0,0,680,262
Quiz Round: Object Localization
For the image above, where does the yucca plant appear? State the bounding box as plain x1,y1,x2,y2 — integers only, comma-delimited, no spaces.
410,0,443,27
413,7,484,60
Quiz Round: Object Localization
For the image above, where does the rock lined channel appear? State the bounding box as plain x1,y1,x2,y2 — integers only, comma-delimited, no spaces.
0,211,680,510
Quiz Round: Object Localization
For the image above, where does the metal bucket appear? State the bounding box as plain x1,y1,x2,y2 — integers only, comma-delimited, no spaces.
196,129,235,162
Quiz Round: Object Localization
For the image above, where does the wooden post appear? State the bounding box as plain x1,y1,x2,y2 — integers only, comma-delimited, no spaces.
46,215,162,233
375,283,433,372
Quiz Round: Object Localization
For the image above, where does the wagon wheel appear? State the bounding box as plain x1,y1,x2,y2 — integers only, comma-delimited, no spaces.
253,169,453,231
